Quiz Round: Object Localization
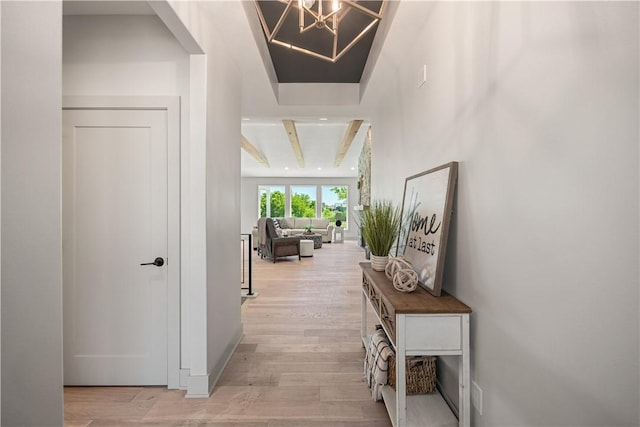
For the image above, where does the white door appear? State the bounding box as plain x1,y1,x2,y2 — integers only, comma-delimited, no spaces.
63,109,168,385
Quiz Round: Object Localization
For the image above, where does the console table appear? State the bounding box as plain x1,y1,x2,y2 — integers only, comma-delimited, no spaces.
360,262,471,427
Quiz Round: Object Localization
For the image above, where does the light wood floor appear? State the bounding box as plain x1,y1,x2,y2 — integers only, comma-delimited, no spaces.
64,240,392,427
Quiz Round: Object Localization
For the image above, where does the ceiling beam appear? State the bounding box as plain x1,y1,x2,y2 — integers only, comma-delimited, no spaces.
282,119,305,167
241,135,270,168
334,119,363,167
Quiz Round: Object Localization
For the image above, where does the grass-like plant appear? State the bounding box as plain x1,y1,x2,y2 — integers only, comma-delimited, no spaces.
361,200,401,256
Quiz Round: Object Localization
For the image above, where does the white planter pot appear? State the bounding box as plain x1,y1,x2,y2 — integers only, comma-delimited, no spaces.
370,254,389,272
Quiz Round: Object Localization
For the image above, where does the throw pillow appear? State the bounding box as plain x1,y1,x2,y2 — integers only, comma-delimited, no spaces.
273,218,281,229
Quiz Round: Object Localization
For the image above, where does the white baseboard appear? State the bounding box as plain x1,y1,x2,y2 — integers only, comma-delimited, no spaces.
437,380,459,419
207,323,244,395
184,323,244,398
185,373,210,398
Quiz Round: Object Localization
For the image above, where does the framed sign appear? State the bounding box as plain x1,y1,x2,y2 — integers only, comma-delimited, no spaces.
396,162,458,296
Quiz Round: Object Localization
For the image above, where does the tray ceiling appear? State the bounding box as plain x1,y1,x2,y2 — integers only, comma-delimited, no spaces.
255,0,384,83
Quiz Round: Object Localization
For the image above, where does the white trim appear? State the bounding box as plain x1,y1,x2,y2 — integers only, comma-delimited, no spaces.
62,95,181,389
437,380,459,419
166,97,181,389
186,55,208,394
185,323,243,398
207,324,244,395
185,374,210,398
148,0,204,55
179,368,190,390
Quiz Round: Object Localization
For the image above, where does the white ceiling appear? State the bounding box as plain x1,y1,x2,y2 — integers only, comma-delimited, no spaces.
241,119,369,178
63,0,154,15
202,1,397,179
63,0,397,179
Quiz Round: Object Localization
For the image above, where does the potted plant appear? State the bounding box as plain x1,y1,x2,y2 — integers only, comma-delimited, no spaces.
304,224,313,235
361,200,401,271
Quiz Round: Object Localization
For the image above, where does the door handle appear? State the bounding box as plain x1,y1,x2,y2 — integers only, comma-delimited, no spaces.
140,257,164,267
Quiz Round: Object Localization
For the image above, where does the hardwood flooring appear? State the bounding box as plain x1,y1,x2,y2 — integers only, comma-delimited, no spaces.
64,241,391,427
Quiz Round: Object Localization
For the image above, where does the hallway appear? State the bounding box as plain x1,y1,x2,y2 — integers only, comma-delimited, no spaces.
64,241,392,426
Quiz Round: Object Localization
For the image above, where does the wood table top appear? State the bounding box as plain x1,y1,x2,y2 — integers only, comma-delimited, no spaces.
360,262,472,314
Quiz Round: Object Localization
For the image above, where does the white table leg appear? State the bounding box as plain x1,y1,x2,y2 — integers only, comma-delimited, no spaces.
396,314,407,427
361,288,367,347
459,314,471,427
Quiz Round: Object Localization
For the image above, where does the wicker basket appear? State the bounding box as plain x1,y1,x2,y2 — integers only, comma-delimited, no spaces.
388,355,437,394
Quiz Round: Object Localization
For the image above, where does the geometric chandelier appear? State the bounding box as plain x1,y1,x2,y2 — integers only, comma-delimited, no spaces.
255,0,386,63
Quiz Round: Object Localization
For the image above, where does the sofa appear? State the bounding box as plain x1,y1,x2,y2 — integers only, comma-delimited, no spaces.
277,217,334,243
252,217,334,248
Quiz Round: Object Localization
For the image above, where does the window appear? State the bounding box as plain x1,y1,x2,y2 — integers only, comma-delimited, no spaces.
257,184,349,226
290,185,316,218
322,186,348,229
259,185,285,218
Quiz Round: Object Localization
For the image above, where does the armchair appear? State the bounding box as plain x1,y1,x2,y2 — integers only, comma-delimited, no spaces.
258,218,301,263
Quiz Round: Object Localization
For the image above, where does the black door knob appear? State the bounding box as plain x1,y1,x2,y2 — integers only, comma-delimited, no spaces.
140,257,164,267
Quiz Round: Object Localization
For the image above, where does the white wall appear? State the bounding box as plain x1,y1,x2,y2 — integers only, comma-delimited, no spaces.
1,2,64,425
63,13,193,389
241,177,360,239
64,8,244,398
363,2,639,426
204,38,243,393
0,2,243,416
163,1,243,396
63,16,190,98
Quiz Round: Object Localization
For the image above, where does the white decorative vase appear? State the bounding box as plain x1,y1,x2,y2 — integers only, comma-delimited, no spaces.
370,254,389,272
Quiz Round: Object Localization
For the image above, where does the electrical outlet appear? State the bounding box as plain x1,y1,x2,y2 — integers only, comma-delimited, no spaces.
472,381,483,415
418,64,427,88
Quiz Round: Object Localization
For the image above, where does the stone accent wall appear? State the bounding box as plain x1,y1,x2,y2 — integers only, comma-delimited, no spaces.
358,126,371,207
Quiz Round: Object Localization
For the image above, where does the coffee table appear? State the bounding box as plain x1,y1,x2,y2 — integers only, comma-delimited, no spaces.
297,233,323,249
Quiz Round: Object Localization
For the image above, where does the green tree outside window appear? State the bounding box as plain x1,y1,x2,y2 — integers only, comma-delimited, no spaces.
259,187,285,217
322,186,348,228
291,193,316,217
